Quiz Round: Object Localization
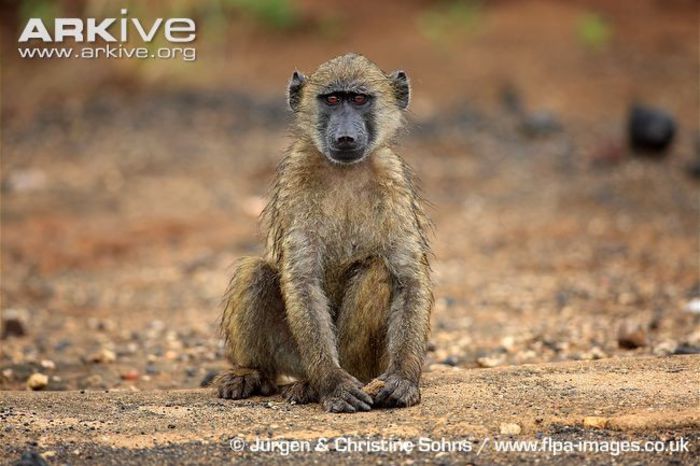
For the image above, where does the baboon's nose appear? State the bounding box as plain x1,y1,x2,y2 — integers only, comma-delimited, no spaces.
335,135,356,150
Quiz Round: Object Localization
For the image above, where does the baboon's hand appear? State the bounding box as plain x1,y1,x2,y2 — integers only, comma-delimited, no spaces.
372,374,420,409
320,373,373,413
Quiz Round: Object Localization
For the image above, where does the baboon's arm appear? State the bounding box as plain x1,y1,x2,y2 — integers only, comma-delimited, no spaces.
384,239,433,383
278,229,342,389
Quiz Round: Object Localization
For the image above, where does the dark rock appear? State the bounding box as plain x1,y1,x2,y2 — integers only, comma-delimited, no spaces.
628,105,676,155
441,356,459,366
53,339,71,351
617,321,647,349
1,309,28,339
14,450,48,466
673,344,700,355
520,111,562,137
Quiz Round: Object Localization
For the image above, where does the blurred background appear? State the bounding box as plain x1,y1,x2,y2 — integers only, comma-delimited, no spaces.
1,0,698,391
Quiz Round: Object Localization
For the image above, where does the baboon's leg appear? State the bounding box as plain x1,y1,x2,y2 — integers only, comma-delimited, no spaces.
218,257,305,399
336,258,392,384
280,381,318,404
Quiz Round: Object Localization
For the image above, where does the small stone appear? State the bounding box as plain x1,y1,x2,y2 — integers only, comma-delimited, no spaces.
520,111,562,137
499,423,521,435
83,374,104,387
362,379,385,397
653,340,678,356
87,318,115,332
1,308,28,339
617,321,647,349
583,416,608,429
477,354,505,368
673,344,700,355
500,335,516,351
120,370,140,381
27,373,49,391
89,348,116,364
441,355,459,366
628,104,676,155
2,368,14,379
685,298,700,314
580,346,607,360
40,360,55,370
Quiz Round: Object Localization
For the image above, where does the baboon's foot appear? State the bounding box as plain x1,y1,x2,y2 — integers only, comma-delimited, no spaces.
280,381,318,405
215,368,277,400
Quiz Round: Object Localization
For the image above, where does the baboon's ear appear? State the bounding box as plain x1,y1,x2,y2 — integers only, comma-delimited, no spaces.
288,71,306,112
389,70,410,110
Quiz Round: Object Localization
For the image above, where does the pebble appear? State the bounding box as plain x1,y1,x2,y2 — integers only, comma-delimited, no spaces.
1,308,28,339
520,111,562,137
583,416,608,429
499,423,521,435
89,348,116,364
617,321,647,349
652,340,678,356
580,347,607,360
362,379,385,397
500,335,516,351
441,355,459,366
40,360,55,370
685,298,700,314
673,344,700,355
121,370,140,381
27,373,49,391
628,105,676,154
477,354,506,368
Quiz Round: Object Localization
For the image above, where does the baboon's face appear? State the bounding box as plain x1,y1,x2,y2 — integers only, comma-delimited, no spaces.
316,91,374,163
288,54,410,165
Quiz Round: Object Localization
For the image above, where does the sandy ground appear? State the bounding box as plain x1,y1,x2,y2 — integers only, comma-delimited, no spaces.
1,356,698,464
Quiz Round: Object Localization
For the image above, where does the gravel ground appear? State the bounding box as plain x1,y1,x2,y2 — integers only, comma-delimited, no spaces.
2,356,698,465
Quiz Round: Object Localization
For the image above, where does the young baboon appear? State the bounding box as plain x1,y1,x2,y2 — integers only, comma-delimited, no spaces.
217,53,433,412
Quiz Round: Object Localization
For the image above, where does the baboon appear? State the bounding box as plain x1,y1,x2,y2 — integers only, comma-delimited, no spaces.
217,53,433,412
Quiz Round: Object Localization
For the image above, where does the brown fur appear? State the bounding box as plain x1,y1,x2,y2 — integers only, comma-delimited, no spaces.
218,53,433,412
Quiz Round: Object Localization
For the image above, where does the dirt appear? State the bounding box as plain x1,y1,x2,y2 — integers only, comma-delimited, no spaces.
1,356,698,464
1,0,699,463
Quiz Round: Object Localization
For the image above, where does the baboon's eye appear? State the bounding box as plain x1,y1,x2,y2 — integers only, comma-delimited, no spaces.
325,95,340,105
352,95,368,105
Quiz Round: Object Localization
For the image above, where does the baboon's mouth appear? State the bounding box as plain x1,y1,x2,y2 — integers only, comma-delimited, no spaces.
327,148,366,164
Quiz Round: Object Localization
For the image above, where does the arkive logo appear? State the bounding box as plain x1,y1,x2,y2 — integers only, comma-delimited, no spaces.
19,8,195,43
17,9,197,61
